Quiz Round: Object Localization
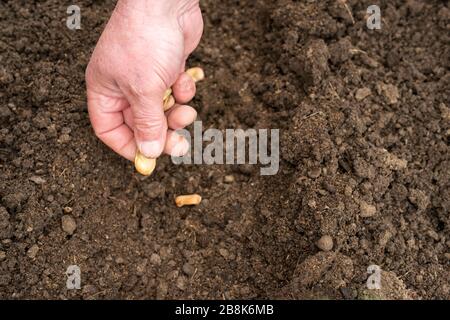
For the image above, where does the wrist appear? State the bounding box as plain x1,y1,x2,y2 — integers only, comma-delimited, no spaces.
116,0,199,18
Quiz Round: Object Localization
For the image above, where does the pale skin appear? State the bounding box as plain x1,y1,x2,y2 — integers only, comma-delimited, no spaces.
86,0,203,161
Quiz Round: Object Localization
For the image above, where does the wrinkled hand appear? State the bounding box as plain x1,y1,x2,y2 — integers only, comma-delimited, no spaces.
86,0,203,161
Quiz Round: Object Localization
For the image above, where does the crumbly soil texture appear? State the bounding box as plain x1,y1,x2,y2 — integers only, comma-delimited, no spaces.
0,0,449,299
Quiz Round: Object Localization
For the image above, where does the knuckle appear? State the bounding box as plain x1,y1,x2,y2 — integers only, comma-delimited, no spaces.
133,111,165,133
127,76,165,101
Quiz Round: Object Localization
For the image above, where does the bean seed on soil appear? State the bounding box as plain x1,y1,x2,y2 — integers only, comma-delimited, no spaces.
175,194,202,207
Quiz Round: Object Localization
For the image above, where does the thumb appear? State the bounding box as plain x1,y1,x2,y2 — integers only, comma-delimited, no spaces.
131,93,168,159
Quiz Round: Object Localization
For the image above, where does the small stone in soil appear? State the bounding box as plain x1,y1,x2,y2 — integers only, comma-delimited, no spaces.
58,133,71,143
308,168,321,179
176,276,188,291
61,215,77,235
377,82,399,105
156,281,168,299
379,149,407,170
115,257,125,264
150,253,161,265
355,88,372,101
360,201,377,218
63,207,73,213
408,189,430,211
307,199,317,209
344,186,353,196
182,263,195,276
316,235,334,251
27,245,39,259
323,181,336,193
360,55,379,68
379,230,393,247
219,248,229,258
29,176,46,185
224,175,235,183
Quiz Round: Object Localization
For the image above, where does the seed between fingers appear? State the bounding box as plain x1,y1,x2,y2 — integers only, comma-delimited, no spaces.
134,150,156,176
186,67,205,83
135,67,205,176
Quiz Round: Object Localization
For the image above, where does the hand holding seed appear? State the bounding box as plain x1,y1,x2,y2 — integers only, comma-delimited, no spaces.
135,67,205,176
86,0,203,162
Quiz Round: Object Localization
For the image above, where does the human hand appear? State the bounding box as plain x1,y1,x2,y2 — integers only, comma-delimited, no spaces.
86,0,203,161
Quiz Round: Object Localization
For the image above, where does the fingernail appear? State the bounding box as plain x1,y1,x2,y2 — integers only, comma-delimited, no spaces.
182,78,194,92
140,141,162,158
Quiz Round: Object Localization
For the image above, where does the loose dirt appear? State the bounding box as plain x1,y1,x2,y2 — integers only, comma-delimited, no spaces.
0,0,448,299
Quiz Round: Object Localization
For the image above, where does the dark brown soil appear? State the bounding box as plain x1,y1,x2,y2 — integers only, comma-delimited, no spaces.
0,0,449,299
